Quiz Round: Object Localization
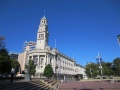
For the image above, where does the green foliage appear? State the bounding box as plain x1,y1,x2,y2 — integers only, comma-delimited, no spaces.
0,36,5,49
0,48,9,61
25,59,36,76
0,37,20,74
0,60,12,73
0,47,12,73
43,64,54,79
85,63,99,78
11,59,20,73
85,60,119,77
113,57,120,76
102,62,114,76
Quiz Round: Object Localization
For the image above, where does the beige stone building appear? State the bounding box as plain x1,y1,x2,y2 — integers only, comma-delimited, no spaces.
18,16,85,80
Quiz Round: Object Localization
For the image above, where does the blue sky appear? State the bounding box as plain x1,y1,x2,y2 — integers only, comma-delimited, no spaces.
0,0,120,66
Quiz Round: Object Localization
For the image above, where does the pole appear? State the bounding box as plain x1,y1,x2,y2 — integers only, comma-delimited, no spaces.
98,52,104,83
99,60,103,83
27,59,31,81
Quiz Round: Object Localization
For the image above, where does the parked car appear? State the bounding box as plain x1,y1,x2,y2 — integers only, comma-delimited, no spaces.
16,74,25,77
95,75,101,79
84,75,88,79
103,76,107,79
0,74,5,78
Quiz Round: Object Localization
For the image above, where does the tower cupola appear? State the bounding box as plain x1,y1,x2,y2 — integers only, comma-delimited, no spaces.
40,16,48,26
36,16,49,50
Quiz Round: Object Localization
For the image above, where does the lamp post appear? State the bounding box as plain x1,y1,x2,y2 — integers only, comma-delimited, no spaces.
96,52,103,83
117,34,120,46
27,60,30,81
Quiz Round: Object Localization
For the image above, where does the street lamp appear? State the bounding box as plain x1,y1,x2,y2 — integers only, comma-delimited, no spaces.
117,34,120,46
96,52,103,83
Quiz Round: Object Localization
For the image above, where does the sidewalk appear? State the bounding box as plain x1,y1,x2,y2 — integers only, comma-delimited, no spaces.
58,81,120,90
80,78,120,82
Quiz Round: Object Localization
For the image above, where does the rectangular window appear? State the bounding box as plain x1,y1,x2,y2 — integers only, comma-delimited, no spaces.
39,34,44,39
41,34,44,39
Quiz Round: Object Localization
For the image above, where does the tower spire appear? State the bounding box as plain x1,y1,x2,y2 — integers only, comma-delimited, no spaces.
44,9,45,17
55,39,56,48
98,52,100,57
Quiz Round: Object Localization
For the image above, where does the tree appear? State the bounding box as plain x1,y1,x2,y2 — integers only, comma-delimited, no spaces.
102,62,114,76
0,47,12,74
0,36,9,61
85,63,99,78
11,59,20,74
0,37,12,74
0,36,20,76
43,64,54,79
0,47,9,61
25,59,36,76
0,59,12,74
113,57,120,76
0,36,5,49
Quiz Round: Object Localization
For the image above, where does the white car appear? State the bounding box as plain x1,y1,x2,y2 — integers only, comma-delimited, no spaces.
16,74,25,77
84,75,88,79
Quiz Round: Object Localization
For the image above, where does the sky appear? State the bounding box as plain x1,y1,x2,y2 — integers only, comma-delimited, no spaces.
0,0,120,66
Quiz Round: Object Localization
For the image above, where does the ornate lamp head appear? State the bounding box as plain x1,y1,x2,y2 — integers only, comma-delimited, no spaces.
117,34,120,46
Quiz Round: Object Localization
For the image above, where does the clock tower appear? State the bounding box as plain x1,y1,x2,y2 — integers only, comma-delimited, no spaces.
36,16,49,49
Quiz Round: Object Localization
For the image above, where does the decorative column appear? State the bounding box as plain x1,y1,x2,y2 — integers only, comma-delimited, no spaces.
38,55,40,67
53,55,56,73
44,55,46,65
47,54,49,64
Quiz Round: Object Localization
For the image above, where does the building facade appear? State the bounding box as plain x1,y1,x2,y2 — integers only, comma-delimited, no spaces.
22,41,36,52
9,52,19,60
18,16,85,80
18,41,36,71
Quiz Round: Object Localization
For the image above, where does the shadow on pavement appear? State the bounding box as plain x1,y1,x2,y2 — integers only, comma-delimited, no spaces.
79,89,94,90
80,88,104,90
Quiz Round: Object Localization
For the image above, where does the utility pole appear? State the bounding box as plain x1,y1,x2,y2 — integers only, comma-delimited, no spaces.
96,52,103,83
